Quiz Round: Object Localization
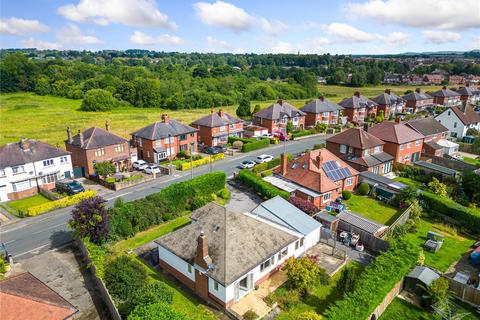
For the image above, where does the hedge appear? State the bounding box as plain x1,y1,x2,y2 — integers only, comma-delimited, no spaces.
291,129,316,139
325,239,419,320
252,158,281,173
241,138,270,152
236,169,290,200
228,136,257,144
27,189,96,216
420,191,480,235
179,153,224,170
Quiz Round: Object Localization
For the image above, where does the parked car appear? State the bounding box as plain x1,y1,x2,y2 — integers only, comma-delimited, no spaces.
255,154,274,164
261,133,273,139
133,160,148,170
55,179,85,195
240,160,256,169
273,131,289,141
144,164,161,174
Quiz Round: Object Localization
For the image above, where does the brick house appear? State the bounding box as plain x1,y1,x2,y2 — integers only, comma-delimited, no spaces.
191,109,243,147
457,85,480,105
132,114,198,162
402,88,434,113
448,75,465,85
338,92,377,125
155,200,320,309
252,100,305,134
0,139,73,201
326,128,394,175
372,89,405,118
269,149,358,208
423,74,444,85
368,119,424,165
300,96,344,127
431,86,461,107
65,122,132,177
406,117,449,157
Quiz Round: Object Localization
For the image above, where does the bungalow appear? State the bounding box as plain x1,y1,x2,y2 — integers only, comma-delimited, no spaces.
457,85,480,105
300,96,344,127
65,122,133,177
406,117,449,157
338,92,377,125
403,88,434,113
191,109,243,147
131,114,198,162
431,86,461,107
372,89,405,118
368,119,424,165
0,139,73,201
423,74,444,85
252,100,305,134
435,103,480,139
326,128,394,175
155,200,320,308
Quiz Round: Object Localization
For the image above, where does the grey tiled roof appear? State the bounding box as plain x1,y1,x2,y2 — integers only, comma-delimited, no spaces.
373,92,404,105
403,91,433,101
339,95,377,109
431,87,461,97
456,86,474,96
132,119,197,140
406,117,448,136
192,111,243,128
254,101,305,120
300,98,343,114
69,127,128,149
0,139,70,169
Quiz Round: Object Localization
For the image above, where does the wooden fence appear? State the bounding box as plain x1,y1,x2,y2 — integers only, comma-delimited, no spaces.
368,279,404,320
446,276,480,307
388,204,413,232
428,154,477,172
337,220,390,253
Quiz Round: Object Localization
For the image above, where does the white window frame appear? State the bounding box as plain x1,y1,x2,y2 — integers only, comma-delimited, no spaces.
374,146,381,153
399,144,404,150
278,247,288,260
43,159,54,167
60,156,69,164
95,148,105,157
12,180,31,192
213,280,219,291
12,165,25,174
322,192,331,203
345,177,353,186
260,256,275,272
339,145,347,154
187,264,192,273
415,140,421,146
42,173,58,184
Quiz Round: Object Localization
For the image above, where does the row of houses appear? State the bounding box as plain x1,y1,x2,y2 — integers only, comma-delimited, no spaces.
384,73,480,86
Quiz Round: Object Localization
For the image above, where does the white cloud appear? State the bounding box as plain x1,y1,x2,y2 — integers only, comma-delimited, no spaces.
58,0,176,29
57,23,103,45
423,30,461,44
21,37,61,50
0,17,49,35
130,31,185,46
467,36,480,50
345,0,480,30
324,23,376,42
385,32,409,47
205,36,244,53
259,18,287,36
271,41,296,54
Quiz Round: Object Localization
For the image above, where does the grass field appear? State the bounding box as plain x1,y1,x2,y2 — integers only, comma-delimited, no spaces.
393,177,428,190
461,156,480,167
344,194,404,225
6,194,51,216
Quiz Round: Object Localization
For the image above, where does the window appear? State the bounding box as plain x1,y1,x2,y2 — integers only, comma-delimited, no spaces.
322,192,331,203
374,146,381,153
214,281,219,291
12,165,25,174
453,122,457,128
164,136,174,144
339,144,347,154
179,134,187,141
260,256,275,272
42,173,58,184
300,237,304,247
95,148,105,157
348,146,353,154
12,180,31,192
187,264,192,273
43,159,54,167
180,144,188,151
407,143,411,149
322,112,329,117
230,123,235,129
295,238,305,250
60,156,69,164
364,149,369,156
278,247,288,260
447,111,451,116
373,166,379,174
383,161,392,174
219,126,226,132
345,177,354,186
114,144,124,153
404,154,410,160
399,144,404,150
415,140,421,146
280,117,287,124
0,169,5,177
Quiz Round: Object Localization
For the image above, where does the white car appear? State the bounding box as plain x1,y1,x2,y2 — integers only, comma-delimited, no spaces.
255,154,274,164
240,160,256,169
144,164,161,174
261,133,273,139
133,160,148,170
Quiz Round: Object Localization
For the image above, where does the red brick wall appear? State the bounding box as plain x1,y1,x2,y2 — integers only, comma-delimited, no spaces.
383,140,423,164
7,186,37,200
377,104,391,118
158,259,195,290
136,133,198,162
253,117,305,133
304,112,338,127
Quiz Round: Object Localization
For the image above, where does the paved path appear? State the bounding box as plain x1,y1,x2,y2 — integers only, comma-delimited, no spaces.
0,135,328,260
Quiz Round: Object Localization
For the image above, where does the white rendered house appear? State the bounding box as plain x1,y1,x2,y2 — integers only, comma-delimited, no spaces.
435,104,480,139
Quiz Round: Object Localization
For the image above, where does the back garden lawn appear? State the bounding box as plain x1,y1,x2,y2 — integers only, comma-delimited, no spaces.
344,194,404,225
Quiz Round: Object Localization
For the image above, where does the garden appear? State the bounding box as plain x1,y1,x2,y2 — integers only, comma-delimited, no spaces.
3,194,51,217
343,193,404,225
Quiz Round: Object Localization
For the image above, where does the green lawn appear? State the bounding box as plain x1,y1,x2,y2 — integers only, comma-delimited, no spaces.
6,194,51,216
403,217,476,272
393,177,427,190
379,298,437,320
344,194,404,225
461,156,480,167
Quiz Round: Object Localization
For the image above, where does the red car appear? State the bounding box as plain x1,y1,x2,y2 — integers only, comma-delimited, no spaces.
273,131,289,141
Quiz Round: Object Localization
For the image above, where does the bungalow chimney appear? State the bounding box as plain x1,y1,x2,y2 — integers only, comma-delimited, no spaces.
281,153,288,175
105,120,110,132
318,95,325,102
316,153,323,167
354,91,360,98
161,114,169,124
415,88,421,93
195,231,211,270
277,99,283,106
395,117,401,124
78,129,84,146
19,138,30,151
67,127,73,143
385,89,391,95
218,109,224,117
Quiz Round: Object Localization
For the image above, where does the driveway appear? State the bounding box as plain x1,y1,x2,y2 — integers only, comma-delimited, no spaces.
226,180,262,213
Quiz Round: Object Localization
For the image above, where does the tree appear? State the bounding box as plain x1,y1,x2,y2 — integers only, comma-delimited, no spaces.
286,120,294,133
428,177,448,197
236,97,251,117
394,186,418,208
374,110,385,123
105,255,148,301
462,171,480,205
252,104,261,114
81,89,119,111
336,264,359,295
315,122,327,133
124,281,174,316
94,161,116,179
428,277,450,305
69,196,109,243
295,312,322,320
358,182,370,195
286,256,329,294
127,302,185,320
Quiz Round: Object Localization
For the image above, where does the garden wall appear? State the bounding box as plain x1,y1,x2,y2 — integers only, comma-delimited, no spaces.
428,154,477,172
388,205,412,232
89,174,154,191
368,279,404,320
39,187,60,201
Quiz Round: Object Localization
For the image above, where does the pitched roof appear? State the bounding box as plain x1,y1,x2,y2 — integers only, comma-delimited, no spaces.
191,110,243,128
346,152,394,168
0,139,70,169
414,161,457,176
69,127,128,149
326,128,384,149
448,104,480,125
406,117,448,136
254,100,305,120
155,202,298,286
431,87,461,97
275,149,358,194
456,86,474,96
407,266,439,286
337,211,387,235
0,272,77,320
339,94,377,109
368,121,424,144
403,91,433,101
300,97,343,114
358,171,407,191
251,196,322,235
372,91,404,105
132,119,197,140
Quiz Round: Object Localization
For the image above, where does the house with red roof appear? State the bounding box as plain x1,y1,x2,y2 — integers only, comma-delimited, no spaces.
423,74,444,85
191,109,244,147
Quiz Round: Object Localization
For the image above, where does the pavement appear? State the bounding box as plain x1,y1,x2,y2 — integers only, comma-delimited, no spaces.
0,135,329,260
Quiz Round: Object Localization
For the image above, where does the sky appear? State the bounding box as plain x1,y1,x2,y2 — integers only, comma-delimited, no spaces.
0,0,479,54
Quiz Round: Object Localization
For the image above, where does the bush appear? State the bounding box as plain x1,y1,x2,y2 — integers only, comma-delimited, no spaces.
289,196,318,214
179,153,224,170
243,310,259,320
218,187,230,199
27,189,96,216
393,186,418,208
427,277,450,306
261,170,273,177
312,143,325,150
358,183,370,196
342,190,352,200
242,138,270,152
82,237,108,279
127,302,184,320
69,196,108,244
232,140,243,149
94,161,116,178
336,264,360,296
286,256,329,294
105,255,147,302
428,177,447,197
236,169,290,200
252,157,281,173
296,311,322,320
266,287,301,310
81,89,119,111
124,281,174,316
291,129,316,139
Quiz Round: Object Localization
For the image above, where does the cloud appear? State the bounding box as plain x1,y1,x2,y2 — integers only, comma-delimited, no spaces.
271,41,296,54
205,36,244,53
467,36,480,50
0,17,49,35
324,23,376,42
130,31,185,46
259,18,287,36
423,30,461,44
57,23,103,45
384,32,409,47
58,0,176,29
21,37,61,50
345,0,480,30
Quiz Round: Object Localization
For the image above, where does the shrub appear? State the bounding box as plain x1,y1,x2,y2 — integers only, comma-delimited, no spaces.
393,186,418,208
428,277,450,306
243,310,259,320
94,161,116,178
296,311,322,320
81,88,119,111
358,182,370,196
286,256,329,294
82,237,108,279
336,264,360,296
267,287,301,310
69,196,109,244
261,170,273,177
291,129,316,139
179,153,224,170
252,157,281,173
236,169,290,200
312,143,325,150
104,255,147,302
27,189,96,216
242,138,270,152
124,281,174,316
342,190,352,200
127,302,185,320
428,177,448,197
289,196,318,215
232,140,243,149
218,187,230,199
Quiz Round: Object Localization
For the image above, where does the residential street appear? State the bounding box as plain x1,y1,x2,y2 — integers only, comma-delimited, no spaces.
0,135,327,260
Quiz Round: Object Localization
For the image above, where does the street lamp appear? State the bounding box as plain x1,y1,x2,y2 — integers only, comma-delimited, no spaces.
190,142,194,179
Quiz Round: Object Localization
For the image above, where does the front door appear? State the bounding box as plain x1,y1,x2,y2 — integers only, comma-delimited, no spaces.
0,185,8,202
411,152,420,163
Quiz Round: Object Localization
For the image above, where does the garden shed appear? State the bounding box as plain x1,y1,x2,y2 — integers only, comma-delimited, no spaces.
414,160,458,178
404,266,440,296
358,171,407,200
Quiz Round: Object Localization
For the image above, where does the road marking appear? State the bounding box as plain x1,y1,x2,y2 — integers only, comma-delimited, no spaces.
31,223,66,235
14,243,50,258
106,191,132,200
4,239,15,245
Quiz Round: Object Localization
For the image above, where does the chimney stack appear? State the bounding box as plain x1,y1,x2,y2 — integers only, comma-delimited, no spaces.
415,88,421,93
363,123,369,132
19,138,29,151
161,114,169,124
354,91,360,98
316,153,323,166
318,95,325,101
281,153,288,175
277,99,283,106
385,89,391,95
461,101,468,114
67,127,73,143
395,117,401,124
78,130,84,146
218,109,224,117
195,231,212,270
442,86,447,90
105,120,110,132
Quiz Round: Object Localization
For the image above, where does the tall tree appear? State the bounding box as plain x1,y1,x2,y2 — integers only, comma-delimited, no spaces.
69,196,109,243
